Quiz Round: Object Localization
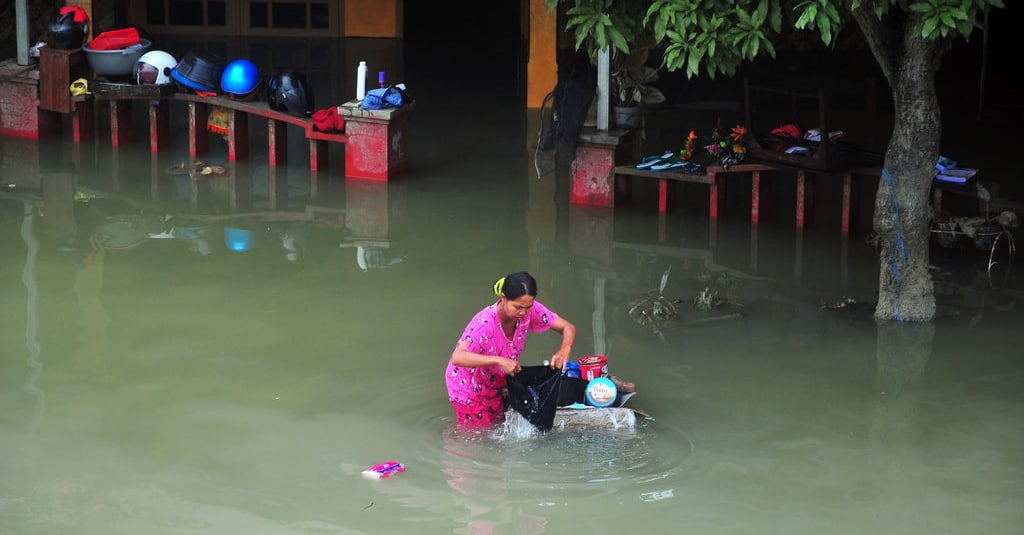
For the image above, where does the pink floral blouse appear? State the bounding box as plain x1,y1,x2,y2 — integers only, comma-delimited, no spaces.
445,300,558,405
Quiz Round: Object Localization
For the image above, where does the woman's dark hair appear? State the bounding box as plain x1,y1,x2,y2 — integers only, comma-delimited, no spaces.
495,272,537,299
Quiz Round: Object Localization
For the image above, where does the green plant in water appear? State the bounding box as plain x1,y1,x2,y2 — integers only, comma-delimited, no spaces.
628,266,679,332
692,269,745,313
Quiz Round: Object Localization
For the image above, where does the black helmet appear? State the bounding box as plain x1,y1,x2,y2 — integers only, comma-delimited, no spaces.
267,71,314,117
48,7,89,50
171,50,225,93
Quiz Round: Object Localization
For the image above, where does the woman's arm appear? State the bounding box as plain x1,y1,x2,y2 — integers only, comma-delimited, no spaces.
451,340,520,375
548,316,576,371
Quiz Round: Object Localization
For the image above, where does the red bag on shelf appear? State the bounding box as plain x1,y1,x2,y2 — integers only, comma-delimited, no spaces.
88,28,141,50
311,107,345,132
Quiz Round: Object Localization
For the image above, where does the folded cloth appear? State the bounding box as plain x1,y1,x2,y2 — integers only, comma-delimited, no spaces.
88,28,140,50
206,106,229,135
312,106,345,132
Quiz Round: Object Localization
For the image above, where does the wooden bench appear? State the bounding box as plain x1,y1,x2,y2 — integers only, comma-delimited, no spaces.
69,89,413,185
613,161,880,233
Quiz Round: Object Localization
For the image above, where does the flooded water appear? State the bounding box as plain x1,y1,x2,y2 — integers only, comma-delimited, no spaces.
3,32,1024,535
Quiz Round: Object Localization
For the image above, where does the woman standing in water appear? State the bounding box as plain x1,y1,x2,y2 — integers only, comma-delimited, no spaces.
445,272,576,429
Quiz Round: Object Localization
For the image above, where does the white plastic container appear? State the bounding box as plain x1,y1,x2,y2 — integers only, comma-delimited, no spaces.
356,61,367,100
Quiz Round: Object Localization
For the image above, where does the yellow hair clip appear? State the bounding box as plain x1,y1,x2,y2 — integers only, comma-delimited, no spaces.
493,277,506,297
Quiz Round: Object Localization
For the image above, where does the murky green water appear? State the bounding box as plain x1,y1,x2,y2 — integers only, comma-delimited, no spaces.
3,38,1023,535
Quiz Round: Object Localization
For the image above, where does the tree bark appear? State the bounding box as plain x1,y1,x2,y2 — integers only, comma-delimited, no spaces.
869,16,943,322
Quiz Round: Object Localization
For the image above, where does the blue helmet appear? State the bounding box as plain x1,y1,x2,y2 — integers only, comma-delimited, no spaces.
221,59,261,100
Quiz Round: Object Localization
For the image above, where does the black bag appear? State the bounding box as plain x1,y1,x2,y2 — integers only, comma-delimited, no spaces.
557,376,589,406
505,365,562,432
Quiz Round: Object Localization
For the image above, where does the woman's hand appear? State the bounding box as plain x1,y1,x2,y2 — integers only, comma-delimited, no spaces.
548,316,575,372
452,340,521,375
498,358,521,376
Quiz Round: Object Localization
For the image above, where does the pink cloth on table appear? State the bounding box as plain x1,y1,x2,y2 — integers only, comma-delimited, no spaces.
445,300,558,427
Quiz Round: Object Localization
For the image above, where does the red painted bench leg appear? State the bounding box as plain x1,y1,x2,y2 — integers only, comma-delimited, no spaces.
708,170,719,218
267,165,281,209
72,100,93,143
658,179,668,213
268,119,288,166
658,211,667,243
751,170,761,223
841,172,852,233
795,170,806,228
188,101,209,158
110,100,132,147
228,109,249,162
149,101,169,153
310,139,328,171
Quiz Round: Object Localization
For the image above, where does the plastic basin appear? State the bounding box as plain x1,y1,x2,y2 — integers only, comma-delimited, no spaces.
82,39,152,77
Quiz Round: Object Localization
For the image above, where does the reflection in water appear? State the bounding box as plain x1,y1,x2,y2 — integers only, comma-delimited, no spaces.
439,417,690,534
73,245,110,372
350,243,404,271
867,322,933,522
442,428,548,535
18,202,46,433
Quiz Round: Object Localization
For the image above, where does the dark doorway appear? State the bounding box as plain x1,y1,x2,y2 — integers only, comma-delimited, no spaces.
402,0,524,104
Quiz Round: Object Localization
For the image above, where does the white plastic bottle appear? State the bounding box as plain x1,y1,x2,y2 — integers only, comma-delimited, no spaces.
356,61,368,100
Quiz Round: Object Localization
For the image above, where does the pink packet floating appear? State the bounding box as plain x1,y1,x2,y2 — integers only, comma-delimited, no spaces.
362,461,406,479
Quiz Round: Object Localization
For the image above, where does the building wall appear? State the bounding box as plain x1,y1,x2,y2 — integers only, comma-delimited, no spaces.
344,0,402,38
0,0,115,44
2,0,555,113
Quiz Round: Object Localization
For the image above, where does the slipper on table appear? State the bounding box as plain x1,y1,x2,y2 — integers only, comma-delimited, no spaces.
651,156,684,171
636,151,674,170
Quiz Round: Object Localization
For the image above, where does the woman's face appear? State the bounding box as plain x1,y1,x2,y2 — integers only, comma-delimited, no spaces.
500,294,535,322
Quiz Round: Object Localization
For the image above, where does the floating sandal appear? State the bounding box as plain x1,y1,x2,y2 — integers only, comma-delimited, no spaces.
636,151,674,170
147,228,176,239
188,161,229,180
651,156,684,171
165,162,189,176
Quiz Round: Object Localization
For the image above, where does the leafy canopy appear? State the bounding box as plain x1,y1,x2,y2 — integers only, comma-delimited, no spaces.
546,0,1005,79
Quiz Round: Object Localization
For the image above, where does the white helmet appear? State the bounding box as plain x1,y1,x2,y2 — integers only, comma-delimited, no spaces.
134,50,178,85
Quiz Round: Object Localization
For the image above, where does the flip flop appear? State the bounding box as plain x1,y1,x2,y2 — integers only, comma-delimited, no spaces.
188,161,229,180
681,162,702,174
651,156,683,171
636,151,674,170
164,162,189,176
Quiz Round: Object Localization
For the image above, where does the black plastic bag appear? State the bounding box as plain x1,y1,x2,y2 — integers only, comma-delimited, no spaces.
505,365,562,432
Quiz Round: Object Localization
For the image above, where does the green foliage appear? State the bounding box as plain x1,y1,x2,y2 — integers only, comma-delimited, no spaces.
627,266,680,333
547,0,648,56
547,0,1005,78
611,45,667,106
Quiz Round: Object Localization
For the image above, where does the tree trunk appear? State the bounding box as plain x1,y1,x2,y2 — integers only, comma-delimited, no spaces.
871,32,942,322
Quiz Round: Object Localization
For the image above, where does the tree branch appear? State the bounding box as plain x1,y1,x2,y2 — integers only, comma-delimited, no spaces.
847,0,897,86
